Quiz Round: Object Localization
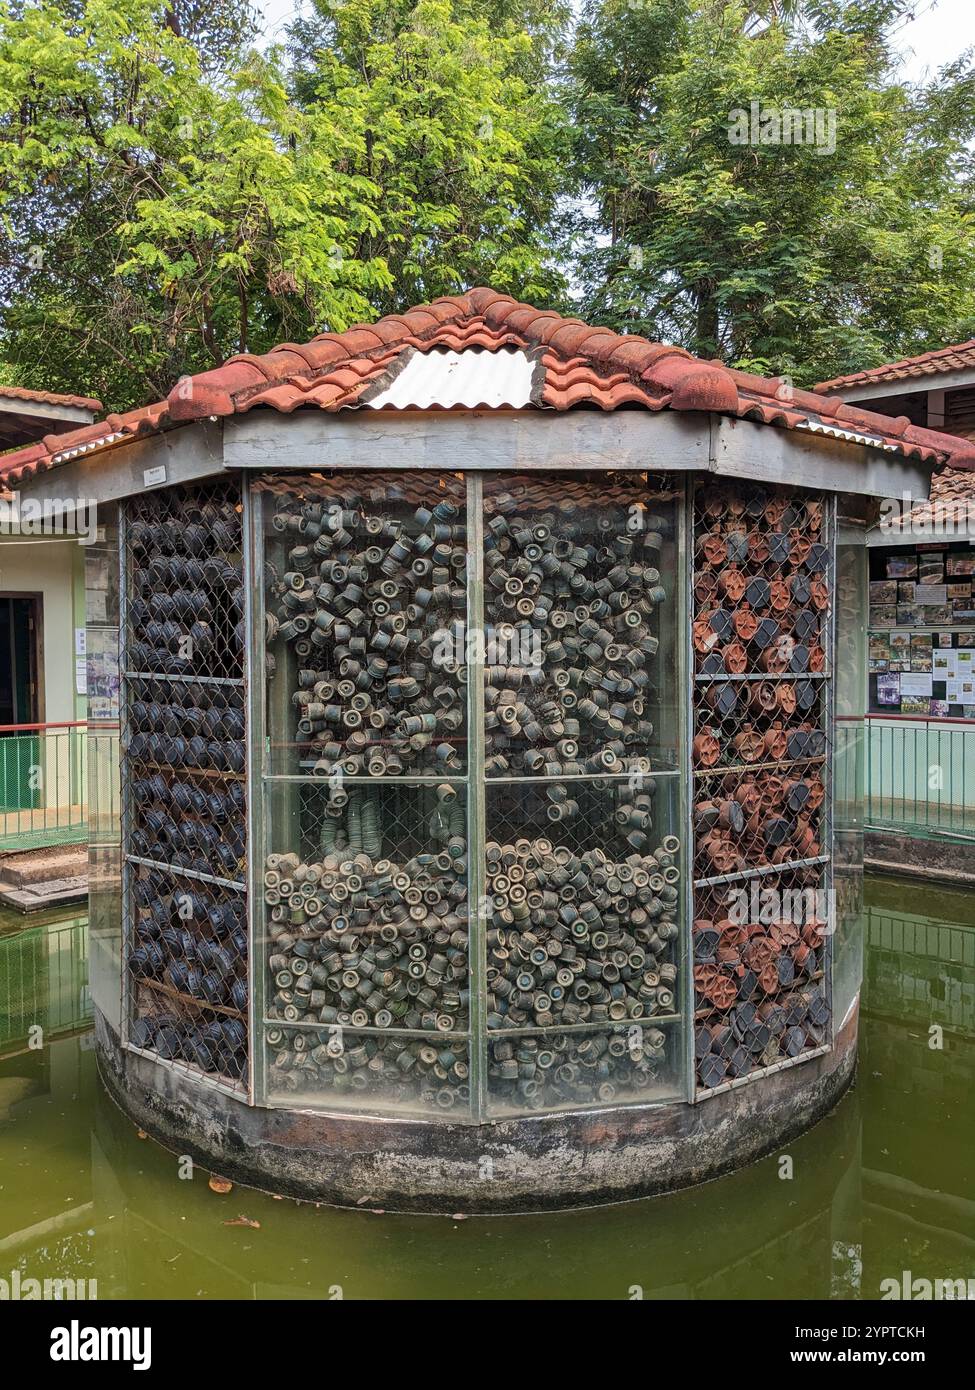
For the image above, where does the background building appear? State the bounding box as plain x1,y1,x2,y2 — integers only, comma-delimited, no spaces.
0,386,101,854
817,346,975,877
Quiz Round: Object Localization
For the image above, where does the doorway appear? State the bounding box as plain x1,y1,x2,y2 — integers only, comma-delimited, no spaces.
0,594,41,810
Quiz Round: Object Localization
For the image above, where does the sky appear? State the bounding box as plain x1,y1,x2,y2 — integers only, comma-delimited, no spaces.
255,0,974,81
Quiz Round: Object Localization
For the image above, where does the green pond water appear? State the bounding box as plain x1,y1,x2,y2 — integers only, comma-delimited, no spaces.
0,875,972,1300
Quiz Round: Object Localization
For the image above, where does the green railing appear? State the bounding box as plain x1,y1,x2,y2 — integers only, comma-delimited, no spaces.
865,715,975,841
0,913,91,1054
0,722,88,851
2,717,970,859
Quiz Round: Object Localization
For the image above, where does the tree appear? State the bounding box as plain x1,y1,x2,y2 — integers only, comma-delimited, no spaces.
286,0,569,318
566,0,975,385
0,0,568,409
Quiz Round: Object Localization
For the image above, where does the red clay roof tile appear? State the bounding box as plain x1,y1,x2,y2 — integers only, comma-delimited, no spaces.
4,288,975,487
0,383,102,412
815,340,975,392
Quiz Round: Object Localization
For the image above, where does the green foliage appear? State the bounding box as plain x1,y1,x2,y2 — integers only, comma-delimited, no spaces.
0,0,566,407
0,0,973,408
567,0,975,384
290,0,569,315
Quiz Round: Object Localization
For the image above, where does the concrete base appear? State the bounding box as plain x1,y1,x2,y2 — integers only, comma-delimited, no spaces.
866,829,975,886
95,1006,858,1213
0,845,88,912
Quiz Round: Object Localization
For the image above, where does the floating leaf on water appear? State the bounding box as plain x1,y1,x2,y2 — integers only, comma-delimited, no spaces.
208,1176,233,1194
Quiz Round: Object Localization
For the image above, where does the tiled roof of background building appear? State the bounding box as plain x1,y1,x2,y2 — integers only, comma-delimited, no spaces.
0,383,102,411
815,341,975,392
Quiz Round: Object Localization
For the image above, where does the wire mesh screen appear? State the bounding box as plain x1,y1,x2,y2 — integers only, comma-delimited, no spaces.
481,472,680,774
121,479,248,1090
485,777,683,1112
692,482,833,1093
258,471,468,777
263,783,469,1030
256,472,472,1115
480,472,685,1114
262,783,469,1114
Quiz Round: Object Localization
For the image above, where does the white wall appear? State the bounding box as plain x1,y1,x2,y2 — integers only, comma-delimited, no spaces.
0,536,84,723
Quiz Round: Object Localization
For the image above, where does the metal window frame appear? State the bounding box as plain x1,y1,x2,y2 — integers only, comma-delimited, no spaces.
117,480,250,1100
117,467,847,1118
248,468,691,1122
688,480,837,1098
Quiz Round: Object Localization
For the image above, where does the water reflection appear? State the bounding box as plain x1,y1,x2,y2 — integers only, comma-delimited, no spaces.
0,877,971,1299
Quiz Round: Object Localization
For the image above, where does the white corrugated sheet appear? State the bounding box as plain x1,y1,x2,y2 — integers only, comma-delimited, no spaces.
795,418,898,451
367,347,535,410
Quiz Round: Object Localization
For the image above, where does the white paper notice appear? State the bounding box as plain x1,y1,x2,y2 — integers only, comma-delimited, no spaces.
75,627,86,655
900,672,933,697
933,650,953,676
915,584,948,605
75,657,88,694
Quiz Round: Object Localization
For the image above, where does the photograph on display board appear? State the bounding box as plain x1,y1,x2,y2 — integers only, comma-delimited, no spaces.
886,555,919,579
918,558,946,584
869,632,890,672
946,554,975,577
876,673,902,706
872,605,897,628
910,634,933,670
870,580,898,605
889,632,912,669
926,604,954,624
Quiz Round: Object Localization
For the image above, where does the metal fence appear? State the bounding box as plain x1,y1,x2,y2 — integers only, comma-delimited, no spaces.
0,914,91,1054
864,715,975,840
0,722,88,852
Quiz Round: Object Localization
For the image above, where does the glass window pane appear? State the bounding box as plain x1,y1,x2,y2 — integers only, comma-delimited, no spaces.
259,471,467,777
257,472,473,1118
262,782,469,1035
485,776,682,1037
481,472,680,774
265,1025,471,1117
488,1020,683,1114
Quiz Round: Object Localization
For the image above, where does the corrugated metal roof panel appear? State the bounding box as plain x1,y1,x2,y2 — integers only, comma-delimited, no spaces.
366,347,536,410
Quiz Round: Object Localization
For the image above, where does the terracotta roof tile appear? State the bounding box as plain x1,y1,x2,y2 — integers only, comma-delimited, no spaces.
815,340,975,392
880,465,975,533
0,383,102,411
4,287,975,487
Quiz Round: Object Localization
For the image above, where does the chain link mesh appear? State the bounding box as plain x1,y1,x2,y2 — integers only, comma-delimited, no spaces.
692,482,832,1091
479,473,683,1112
255,472,471,1114
481,473,680,775
258,472,467,777
485,777,682,1111
121,479,248,1088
